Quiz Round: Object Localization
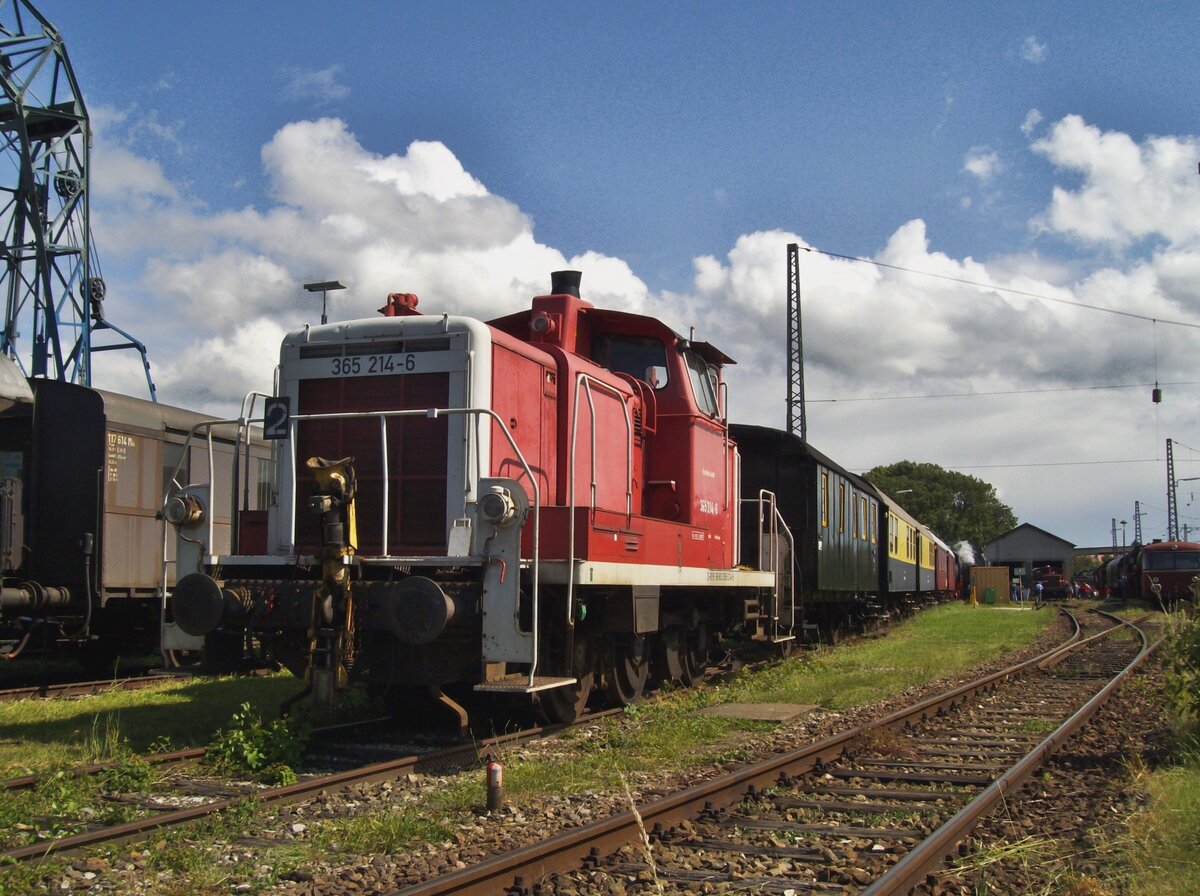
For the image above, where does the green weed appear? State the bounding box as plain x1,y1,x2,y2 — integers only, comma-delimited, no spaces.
1163,610,1200,734
205,702,308,781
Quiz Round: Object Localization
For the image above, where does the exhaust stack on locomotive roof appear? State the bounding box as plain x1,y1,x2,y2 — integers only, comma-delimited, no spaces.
528,270,592,353
550,270,582,297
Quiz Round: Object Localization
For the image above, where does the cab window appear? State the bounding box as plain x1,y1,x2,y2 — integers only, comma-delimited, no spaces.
683,350,720,416
592,334,669,390
1146,551,1200,570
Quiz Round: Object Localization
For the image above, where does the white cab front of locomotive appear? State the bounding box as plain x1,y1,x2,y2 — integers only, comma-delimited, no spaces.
267,314,495,561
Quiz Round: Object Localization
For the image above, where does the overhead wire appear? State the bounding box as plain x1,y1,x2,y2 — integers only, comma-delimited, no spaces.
797,244,1199,404
812,381,1200,404
798,241,1196,534
798,245,1200,330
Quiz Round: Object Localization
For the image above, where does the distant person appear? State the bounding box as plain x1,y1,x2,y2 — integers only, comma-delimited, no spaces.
1034,581,1044,603
1010,582,1019,603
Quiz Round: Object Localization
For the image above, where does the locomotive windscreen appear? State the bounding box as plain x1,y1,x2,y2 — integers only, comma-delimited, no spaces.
296,373,449,556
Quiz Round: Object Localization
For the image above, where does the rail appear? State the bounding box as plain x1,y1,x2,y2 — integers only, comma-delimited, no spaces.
862,612,1155,894
0,707,622,864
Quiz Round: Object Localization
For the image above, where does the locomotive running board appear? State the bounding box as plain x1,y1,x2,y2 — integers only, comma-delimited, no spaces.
474,674,578,694
538,560,777,588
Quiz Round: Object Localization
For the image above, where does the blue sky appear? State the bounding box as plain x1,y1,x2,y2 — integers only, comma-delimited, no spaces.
57,1,1197,278
16,0,1200,547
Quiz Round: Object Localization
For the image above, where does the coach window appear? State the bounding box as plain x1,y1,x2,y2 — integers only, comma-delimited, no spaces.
683,349,720,416
1176,551,1200,569
821,472,829,527
592,334,669,390
860,497,868,541
853,494,860,539
838,482,846,534
1177,551,1200,569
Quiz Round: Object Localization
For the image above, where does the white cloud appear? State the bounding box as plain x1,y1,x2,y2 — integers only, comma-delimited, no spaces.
1021,108,1044,137
282,65,350,105
964,147,1003,182
1020,36,1048,63
1031,115,1200,250
154,318,292,411
77,112,1200,544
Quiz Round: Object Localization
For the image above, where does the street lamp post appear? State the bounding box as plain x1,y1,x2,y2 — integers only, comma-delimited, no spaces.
303,280,346,325
1120,519,1128,548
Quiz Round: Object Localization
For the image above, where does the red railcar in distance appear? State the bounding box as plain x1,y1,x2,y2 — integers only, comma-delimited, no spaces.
1135,540,1200,605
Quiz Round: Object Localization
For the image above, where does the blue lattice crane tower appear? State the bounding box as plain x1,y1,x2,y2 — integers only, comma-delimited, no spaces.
0,0,154,397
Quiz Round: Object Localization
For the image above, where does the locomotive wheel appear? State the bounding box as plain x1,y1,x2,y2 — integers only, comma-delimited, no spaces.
603,633,650,706
661,623,708,688
538,633,594,724
540,673,594,723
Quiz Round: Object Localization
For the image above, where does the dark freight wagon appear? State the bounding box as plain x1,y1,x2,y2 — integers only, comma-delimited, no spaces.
0,358,269,667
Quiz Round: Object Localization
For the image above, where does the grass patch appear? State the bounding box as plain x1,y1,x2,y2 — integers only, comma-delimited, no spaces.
1016,718,1058,735
0,713,166,852
0,672,305,779
713,602,1054,710
1103,608,1200,895
1116,751,1200,896
204,703,307,784
953,834,1072,894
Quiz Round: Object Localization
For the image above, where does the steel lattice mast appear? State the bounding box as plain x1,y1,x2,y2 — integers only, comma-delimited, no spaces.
1167,438,1179,542
0,0,154,395
786,243,806,441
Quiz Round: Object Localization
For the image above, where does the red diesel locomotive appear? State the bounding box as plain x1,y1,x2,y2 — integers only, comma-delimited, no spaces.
167,271,796,722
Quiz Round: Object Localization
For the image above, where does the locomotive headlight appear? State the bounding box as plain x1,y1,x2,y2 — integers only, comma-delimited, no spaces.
530,311,558,336
479,486,517,527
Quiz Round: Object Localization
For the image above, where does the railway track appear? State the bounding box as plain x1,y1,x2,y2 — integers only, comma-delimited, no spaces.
1,609,1158,893
381,610,1155,895
0,708,621,864
0,666,273,702
0,674,175,703
1,716,401,796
